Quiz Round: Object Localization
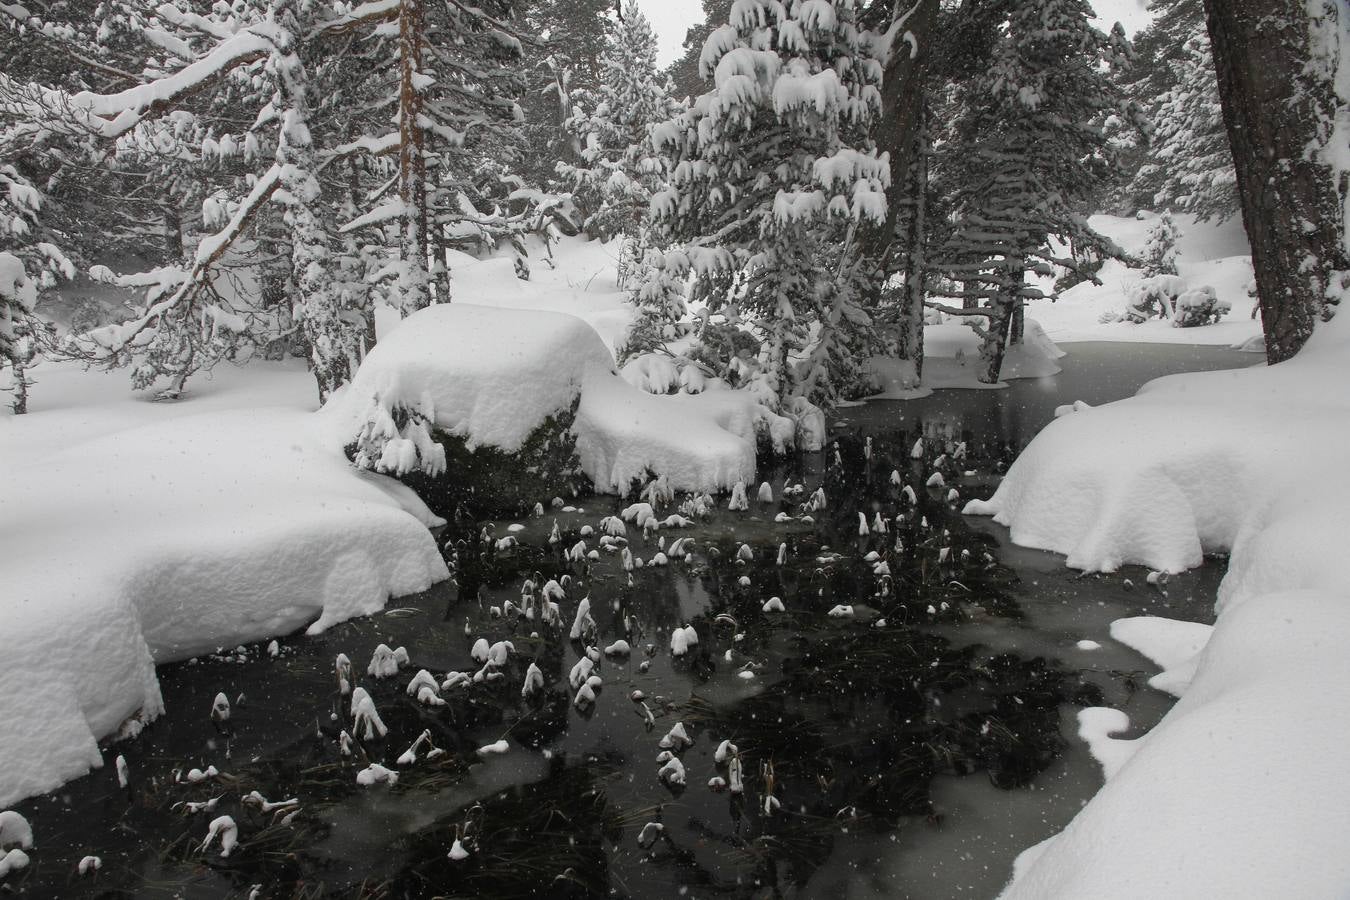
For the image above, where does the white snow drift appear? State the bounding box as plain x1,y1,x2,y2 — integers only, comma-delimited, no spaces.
0,371,447,807
967,314,1350,898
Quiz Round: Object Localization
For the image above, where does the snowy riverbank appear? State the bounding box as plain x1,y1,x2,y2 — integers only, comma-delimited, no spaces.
1027,212,1262,348
966,313,1350,897
0,240,795,806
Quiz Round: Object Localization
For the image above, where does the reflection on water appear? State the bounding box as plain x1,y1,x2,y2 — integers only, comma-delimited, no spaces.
7,343,1245,899
840,341,1257,452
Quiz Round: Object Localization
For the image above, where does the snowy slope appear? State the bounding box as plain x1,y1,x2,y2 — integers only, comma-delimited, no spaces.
1028,213,1263,346
965,314,1350,898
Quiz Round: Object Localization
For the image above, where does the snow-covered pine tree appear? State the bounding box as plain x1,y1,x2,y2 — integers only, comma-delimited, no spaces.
556,2,688,358
4,0,532,401
932,0,1132,384
1141,212,1181,277
651,0,888,406
267,0,355,402
517,0,612,178
339,0,529,312
0,166,42,414
1126,0,1238,222
558,3,682,250
0,163,72,413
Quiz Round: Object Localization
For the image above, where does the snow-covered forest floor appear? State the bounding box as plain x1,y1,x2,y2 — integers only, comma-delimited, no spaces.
1028,212,1261,347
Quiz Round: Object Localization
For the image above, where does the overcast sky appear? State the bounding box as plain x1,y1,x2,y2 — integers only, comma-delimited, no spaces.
634,0,1156,68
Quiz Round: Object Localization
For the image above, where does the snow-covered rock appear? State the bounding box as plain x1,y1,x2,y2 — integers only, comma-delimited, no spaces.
336,303,795,494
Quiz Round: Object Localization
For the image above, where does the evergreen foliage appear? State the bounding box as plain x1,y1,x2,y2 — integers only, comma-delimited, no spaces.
1126,0,1238,222
931,0,1135,383
651,0,888,406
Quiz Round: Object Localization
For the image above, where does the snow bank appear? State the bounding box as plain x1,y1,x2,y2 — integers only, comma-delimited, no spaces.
0,372,447,807
964,316,1347,578
969,315,1350,897
1005,590,1350,899
335,302,792,495
1109,617,1212,698
576,372,785,493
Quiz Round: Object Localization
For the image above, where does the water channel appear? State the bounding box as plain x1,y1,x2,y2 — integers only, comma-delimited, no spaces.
8,342,1255,899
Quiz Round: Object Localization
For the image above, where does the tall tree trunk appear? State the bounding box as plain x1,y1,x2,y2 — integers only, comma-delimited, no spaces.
978,269,1021,384
895,117,930,383
1203,0,1347,362
271,0,350,403
162,204,182,262
1009,300,1024,345
10,361,29,414
857,0,941,376
431,232,450,303
397,0,431,312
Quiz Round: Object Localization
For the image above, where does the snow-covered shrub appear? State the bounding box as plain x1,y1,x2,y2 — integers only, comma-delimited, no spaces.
1141,212,1182,277
1124,274,1187,323
1172,286,1231,327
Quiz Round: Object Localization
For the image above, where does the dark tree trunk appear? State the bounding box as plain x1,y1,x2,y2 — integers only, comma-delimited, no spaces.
11,361,29,414
1010,300,1024,345
979,268,1022,384
895,118,930,383
1203,0,1346,362
397,0,431,310
162,204,182,262
856,0,941,379
978,296,1014,384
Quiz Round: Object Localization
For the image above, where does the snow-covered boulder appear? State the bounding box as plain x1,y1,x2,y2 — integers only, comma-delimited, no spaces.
339,303,614,475
335,303,795,496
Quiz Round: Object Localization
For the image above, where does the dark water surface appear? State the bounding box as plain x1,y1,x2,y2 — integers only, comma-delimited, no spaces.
6,344,1252,899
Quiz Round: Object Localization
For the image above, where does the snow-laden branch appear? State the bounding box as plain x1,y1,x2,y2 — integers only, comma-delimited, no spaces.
879,0,924,65
150,3,234,41
309,0,399,38
68,165,281,360
66,30,271,138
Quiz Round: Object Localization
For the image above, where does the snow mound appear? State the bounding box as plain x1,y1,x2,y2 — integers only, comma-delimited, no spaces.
973,316,1350,897
0,407,448,807
963,318,1347,579
1109,617,1213,698
576,372,794,493
338,303,616,453
335,303,793,495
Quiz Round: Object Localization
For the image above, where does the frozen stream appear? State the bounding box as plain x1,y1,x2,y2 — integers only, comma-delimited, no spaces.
10,343,1253,898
